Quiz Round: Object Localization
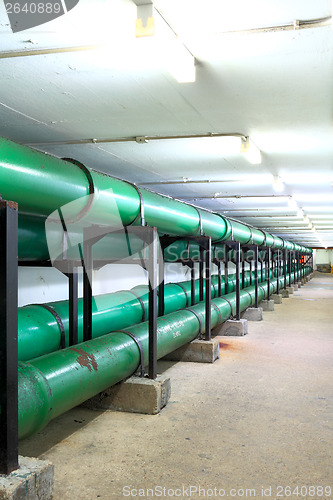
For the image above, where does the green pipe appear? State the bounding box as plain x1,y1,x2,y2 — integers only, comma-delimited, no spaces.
19,266,306,361
18,270,262,361
16,269,310,440
0,137,312,259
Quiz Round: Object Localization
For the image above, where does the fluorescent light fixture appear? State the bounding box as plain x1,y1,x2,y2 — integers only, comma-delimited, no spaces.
240,137,262,164
272,175,285,192
303,216,310,224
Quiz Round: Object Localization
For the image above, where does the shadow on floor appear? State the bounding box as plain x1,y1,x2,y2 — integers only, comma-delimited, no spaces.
19,406,104,457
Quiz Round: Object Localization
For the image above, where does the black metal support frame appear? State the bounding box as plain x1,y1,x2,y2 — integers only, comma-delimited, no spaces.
81,225,159,379
275,250,280,294
288,250,292,287
224,242,241,320
0,200,18,474
284,249,288,289
242,244,259,309
159,236,212,340
69,268,79,346
263,247,271,301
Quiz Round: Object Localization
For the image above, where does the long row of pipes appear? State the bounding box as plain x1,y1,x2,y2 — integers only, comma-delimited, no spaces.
18,269,310,440
19,268,296,362
0,135,312,441
0,136,311,260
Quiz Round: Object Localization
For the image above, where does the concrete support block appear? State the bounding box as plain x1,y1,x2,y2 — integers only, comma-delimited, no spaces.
163,339,220,363
271,293,283,304
280,289,289,298
293,284,298,291
241,307,263,321
0,456,54,500
287,286,294,295
213,318,248,337
297,281,302,287
82,375,171,415
261,299,275,311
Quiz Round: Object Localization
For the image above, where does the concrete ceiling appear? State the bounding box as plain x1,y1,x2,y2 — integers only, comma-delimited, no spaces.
0,0,332,248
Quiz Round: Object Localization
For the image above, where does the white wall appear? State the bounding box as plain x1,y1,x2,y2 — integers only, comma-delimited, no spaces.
18,262,190,307
17,259,246,308
19,267,70,307
315,249,333,266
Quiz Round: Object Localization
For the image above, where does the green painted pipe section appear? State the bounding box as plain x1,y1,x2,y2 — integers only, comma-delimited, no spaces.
0,137,311,259
18,270,262,361
16,267,310,440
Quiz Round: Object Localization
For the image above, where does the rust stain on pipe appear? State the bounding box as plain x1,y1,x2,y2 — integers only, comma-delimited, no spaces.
70,347,98,372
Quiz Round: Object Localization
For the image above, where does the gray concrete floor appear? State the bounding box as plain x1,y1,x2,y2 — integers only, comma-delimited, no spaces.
20,272,333,499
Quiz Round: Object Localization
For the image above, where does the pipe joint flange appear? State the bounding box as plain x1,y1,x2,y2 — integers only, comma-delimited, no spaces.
126,290,146,321
218,296,235,319
211,302,222,323
192,206,203,236
122,182,146,227
62,158,95,224
173,282,189,307
186,308,204,339
117,330,145,377
32,303,66,349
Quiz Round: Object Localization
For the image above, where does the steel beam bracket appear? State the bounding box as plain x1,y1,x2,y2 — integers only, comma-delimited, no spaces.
159,235,212,340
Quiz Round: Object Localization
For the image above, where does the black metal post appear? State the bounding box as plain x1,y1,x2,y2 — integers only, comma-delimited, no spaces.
217,260,222,297
302,253,305,279
205,238,212,340
276,251,280,294
225,244,229,293
158,247,165,317
260,258,263,283
254,246,259,308
199,248,204,301
190,262,195,306
83,231,93,342
284,249,287,289
267,247,271,301
288,250,292,286
0,200,18,474
242,256,245,289
249,259,253,286
235,242,241,320
69,267,79,346
148,228,158,379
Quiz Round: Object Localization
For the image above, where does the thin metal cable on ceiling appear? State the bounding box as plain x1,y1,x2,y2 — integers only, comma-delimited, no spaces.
0,15,330,60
